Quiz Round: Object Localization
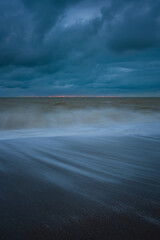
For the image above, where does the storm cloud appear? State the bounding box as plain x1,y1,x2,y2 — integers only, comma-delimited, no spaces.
0,0,160,96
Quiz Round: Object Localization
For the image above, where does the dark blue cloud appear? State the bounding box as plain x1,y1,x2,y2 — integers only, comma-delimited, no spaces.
0,0,160,96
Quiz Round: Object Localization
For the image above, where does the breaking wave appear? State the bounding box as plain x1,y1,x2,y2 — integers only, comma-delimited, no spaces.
0,97,160,139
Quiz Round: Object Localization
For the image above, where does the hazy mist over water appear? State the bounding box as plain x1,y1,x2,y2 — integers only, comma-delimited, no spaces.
0,97,160,139
0,97,160,239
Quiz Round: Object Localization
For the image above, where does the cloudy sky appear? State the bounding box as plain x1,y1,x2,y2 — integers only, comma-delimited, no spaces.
0,0,160,96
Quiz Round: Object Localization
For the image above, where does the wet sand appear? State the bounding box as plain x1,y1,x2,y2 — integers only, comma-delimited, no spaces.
0,135,160,239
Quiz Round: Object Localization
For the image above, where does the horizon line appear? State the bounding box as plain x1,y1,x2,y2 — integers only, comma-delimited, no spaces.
0,95,119,98
0,95,159,98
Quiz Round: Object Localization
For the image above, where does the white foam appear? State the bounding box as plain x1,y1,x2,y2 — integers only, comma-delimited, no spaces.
0,122,160,140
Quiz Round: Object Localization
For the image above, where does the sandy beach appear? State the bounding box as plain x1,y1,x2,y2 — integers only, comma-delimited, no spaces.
0,134,160,239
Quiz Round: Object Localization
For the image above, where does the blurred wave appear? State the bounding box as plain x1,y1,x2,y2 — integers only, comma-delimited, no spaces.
0,97,159,129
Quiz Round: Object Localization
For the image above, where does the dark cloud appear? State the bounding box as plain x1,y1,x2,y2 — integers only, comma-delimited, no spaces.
0,0,160,96
102,0,160,52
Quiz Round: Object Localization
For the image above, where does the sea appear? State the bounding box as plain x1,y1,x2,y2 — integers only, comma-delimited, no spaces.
0,97,160,239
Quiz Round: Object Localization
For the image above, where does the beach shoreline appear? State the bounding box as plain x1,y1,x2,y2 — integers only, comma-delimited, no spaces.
0,134,160,239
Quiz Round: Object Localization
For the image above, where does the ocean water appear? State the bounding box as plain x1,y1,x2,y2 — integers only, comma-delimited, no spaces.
0,97,160,139
0,97,160,239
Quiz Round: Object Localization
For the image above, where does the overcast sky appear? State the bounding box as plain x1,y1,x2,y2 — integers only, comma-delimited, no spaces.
0,0,160,96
